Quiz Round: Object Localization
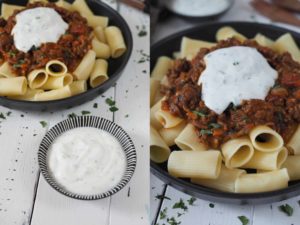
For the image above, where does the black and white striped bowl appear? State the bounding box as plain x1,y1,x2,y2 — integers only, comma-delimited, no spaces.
38,116,137,200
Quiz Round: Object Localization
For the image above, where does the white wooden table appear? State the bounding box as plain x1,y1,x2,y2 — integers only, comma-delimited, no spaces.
151,1,300,224
0,1,150,225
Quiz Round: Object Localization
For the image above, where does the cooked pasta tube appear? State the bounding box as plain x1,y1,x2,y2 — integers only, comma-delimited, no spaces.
56,0,73,10
221,136,254,168
282,155,300,181
191,165,246,193
1,3,24,20
45,60,68,77
168,150,222,179
151,56,173,81
253,33,274,48
160,75,169,86
10,89,43,101
150,78,160,107
216,26,247,42
72,0,93,16
73,50,96,81
242,147,288,171
105,26,127,58
28,0,48,3
0,77,27,96
28,69,49,89
150,126,170,163
0,62,16,78
273,33,300,62
87,15,109,28
235,168,289,193
159,121,186,146
287,125,300,155
69,80,87,96
173,52,181,59
90,59,108,88
175,124,206,151
92,38,111,59
150,98,164,130
180,36,215,60
249,125,284,152
41,73,73,90
34,85,71,101
94,26,107,43
155,107,183,128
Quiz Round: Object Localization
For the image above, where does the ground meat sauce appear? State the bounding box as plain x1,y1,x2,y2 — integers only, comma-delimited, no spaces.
161,38,300,149
0,2,93,76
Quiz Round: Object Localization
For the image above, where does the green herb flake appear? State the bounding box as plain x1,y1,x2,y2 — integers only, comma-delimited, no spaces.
0,113,6,119
105,98,116,106
13,59,25,68
68,113,77,118
81,110,91,115
208,123,221,129
209,203,215,208
192,110,206,117
40,121,47,128
93,103,98,108
8,50,16,57
177,212,183,217
173,198,188,211
159,207,167,220
6,111,12,116
238,216,249,225
167,217,181,225
138,30,147,37
279,204,293,216
125,114,129,118
109,106,119,112
187,197,196,206
155,195,171,200
200,129,213,136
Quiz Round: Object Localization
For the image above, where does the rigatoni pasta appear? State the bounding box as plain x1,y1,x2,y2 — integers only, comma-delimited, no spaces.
105,26,127,58
89,59,108,88
150,126,170,163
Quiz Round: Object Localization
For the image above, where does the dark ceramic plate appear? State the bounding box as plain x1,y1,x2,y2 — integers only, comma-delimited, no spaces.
38,116,137,200
0,0,133,111
151,22,300,204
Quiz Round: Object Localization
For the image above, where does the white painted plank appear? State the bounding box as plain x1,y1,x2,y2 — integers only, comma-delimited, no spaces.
155,186,254,225
108,3,150,225
150,174,166,224
0,119,47,225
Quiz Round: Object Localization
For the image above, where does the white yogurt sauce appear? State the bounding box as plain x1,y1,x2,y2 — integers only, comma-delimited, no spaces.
165,0,230,17
198,46,278,114
12,7,69,52
47,127,127,195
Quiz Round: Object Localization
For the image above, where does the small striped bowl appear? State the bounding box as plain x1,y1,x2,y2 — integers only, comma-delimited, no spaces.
38,116,137,200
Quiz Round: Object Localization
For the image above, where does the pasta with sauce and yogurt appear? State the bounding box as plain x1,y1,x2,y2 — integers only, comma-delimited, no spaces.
151,26,300,193
0,0,127,101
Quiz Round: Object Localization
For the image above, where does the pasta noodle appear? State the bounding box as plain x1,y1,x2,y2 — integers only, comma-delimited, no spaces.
150,126,170,163
0,77,27,96
287,124,300,155
249,125,284,152
41,73,73,90
180,36,215,59
90,59,108,88
159,121,186,146
92,38,111,59
175,124,206,151
105,26,127,58
28,69,49,89
55,0,73,10
45,60,68,77
150,78,160,107
1,3,24,20
69,80,87,96
191,165,246,193
282,155,300,181
150,98,164,130
10,88,43,101
155,107,183,128
168,150,222,179
0,62,17,78
221,136,254,168
150,56,173,81
273,33,300,62
34,85,72,101
94,26,107,43
87,15,109,28
216,26,247,42
73,50,96,81
235,168,289,193
72,0,93,16
253,33,274,48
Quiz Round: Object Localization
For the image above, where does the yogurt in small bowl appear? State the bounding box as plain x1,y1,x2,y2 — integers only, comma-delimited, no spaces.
38,116,136,200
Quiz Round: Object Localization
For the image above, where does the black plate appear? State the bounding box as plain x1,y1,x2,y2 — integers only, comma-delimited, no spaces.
151,22,300,204
0,0,133,111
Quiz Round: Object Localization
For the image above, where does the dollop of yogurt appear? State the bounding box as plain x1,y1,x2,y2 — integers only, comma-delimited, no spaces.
12,7,69,52
47,127,127,195
198,46,278,114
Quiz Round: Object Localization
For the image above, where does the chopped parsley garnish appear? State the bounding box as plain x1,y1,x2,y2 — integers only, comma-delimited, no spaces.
238,216,249,225
68,113,77,118
173,199,188,211
159,207,167,220
192,110,206,117
138,30,147,37
208,123,221,129
279,204,293,216
8,50,16,57
200,129,213,136
93,103,98,108
40,121,47,128
209,203,215,208
187,197,196,205
13,59,25,68
125,114,129,118
105,98,115,106
167,217,181,225
155,195,171,200
81,110,91,115
0,113,6,119
6,111,11,116
109,106,119,112
177,212,183,217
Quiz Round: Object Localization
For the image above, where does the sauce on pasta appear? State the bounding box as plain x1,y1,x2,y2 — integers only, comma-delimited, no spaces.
162,38,300,148
0,2,93,76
